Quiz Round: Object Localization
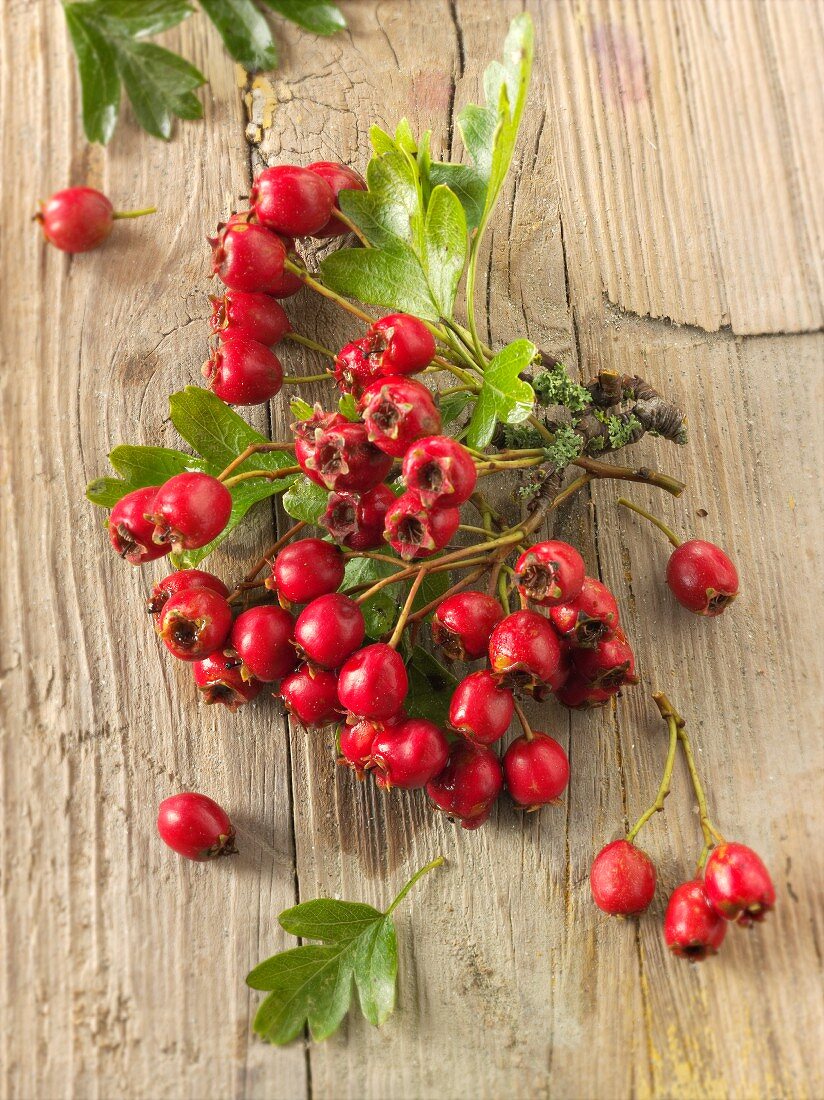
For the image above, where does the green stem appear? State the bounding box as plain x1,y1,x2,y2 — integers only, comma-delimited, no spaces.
577,460,685,498
284,260,374,323
388,568,428,649
617,497,682,547
222,465,300,488
217,442,296,482
407,565,489,623
112,206,156,219
386,856,445,915
282,373,334,384
282,331,337,361
329,208,370,247
512,698,534,742
626,711,679,842
243,521,307,583
464,234,487,364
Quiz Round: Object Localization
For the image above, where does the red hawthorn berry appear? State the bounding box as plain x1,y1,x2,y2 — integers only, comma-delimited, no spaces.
431,590,505,661
664,880,727,961
337,643,408,720
367,313,436,376
268,537,345,605
449,670,514,745
666,540,739,616
267,235,304,298
147,569,228,620
202,334,283,406
307,161,367,237
35,187,122,253
334,338,382,396
108,486,169,565
193,650,261,710
359,376,442,458
320,484,395,551
209,290,291,347
503,732,570,811
157,792,237,861
148,473,233,553
554,673,620,710
384,492,460,560
487,610,562,696
337,710,407,778
427,740,503,827
371,718,449,791
572,629,638,690
549,576,620,649
279,665,342,727
703,843,776,925
514,540,586,607
294,594,366,669
251,165,335,237
158,586,233,662
210,222,287,294
230,604,296,682
401,435,477,507
295,419,392,492
590,840,657,916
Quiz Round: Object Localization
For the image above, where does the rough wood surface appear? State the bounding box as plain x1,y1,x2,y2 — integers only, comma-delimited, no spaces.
1,2,822,1098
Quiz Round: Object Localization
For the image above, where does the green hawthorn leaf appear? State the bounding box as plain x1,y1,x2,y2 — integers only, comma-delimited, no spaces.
64,6,121,144
352,917,397,1026
282,476,328,523
338,393,359,421
114,39,205,139
289,398,314,421
429,163,487,231
86,476,134,509
169,386,286,473
199,0,278,70
262,0,346,36
424,185,467,316
279,899,384,942
393,117,418,154
466,339,537,449
438,391,474,427
320,246,439,321
405,646,458,726
89,0,194,36
108,444,205,485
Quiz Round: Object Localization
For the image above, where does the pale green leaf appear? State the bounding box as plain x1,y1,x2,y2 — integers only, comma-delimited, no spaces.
466,339,537,449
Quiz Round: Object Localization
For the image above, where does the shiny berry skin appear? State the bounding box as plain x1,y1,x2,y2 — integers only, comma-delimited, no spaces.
488,610,562,694
427,741,503,826
321,485,395,550
251,165,335,237
666,540,739,616
449,670,514,745
149,473,233,552
36,187,116,252
337,710,406,777
108,486,169,565
431,591,504,661
333,338,382,396
664,880,727,961
554,673,620,710
384,492,460,560
296,420,392,492
202,334,283,405
401,435,477,506
503,732,570,811
157,792,237,861
158,587,232,661
209,290,291,346
266,235,304,297
572,629,638,689
307,161,366,237
372,718,449,790
210,222,286,293
337,643,408,720
514,541,585,607
279,665,341,727
549,577,620,649
703,843,775,925
193,650,261,710
367,314,436,375
590,840,656,916
230,604,296,682
292,407,347,485
294,594,365,669
147,569,228,619
359,376,442,458
269,538,345,605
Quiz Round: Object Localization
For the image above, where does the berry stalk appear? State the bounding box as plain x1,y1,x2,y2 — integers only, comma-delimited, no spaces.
618,497,681,547
626,701,679,842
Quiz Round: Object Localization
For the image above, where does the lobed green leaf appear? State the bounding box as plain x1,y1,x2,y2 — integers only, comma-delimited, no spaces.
466,339,537,449
261,0,346,36
282,476,329,524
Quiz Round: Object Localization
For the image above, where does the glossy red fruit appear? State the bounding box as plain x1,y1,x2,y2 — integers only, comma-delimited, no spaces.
431,591,504,661
359,376,442,458
209,290,291,346
337,710,407,777
320,484,395,550
384,492,460,560
703,843,775,925
554,673,620,710
572,630,638,689
401,435,477,506
251,165,335,236
449,670,514,745
279,665,341,727
149,473,233,553
427,741,503,826
337,643,408,720
36,187,117,252
367,313,436,376
664,880,727,961
157,792,236,861
202,334,283,405
307,161,366,237
514,541,585,607
267,235,304,297
108,486,169,565
666,540,739,616
159,587,232,661
269,538,345,604
549,576,620,649
295,419,393,492
210,222,287,294
193,650,261,710
230,604,296,682
488,610,562,695
590,840,657,916
294,594,365,669
292,407,347,485
372,718,450,790
503,732,569,810
333,338,382,395
147,569,228,619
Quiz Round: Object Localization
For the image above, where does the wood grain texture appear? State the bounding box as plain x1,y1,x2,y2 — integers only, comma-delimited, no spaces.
1,1,822,1098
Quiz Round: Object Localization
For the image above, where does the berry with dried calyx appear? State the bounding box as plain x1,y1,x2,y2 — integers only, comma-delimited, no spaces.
590,840,656,916
210,221,287,294
503,732,569,810
148,473,233,553
251,165,335,237
108,486,169,565
703,843,775,926
337,643,408,720
401,435,477,507
294,594,365,669
159,586,233,661
371,718,449,790
384,492,460,560
514,540,585,608
147,569,228,620
664,879,727,961
230,604,296,682
337,710,407,778
549,576,620,649
209,290,291,346
320,484,395,550
36,187,154,253
449,670,514,745
269,538,345,605
427,741,503,827
307,161,366,237
367,313,436,376
295,419,392,492
572,629,638,690
157,792,237,861
487,610,562,696
431,591,504,661
193,650,261,710
554,673,620,710
202,334,283,406
334,338,381,395
279,664,341,727
359,376,442,458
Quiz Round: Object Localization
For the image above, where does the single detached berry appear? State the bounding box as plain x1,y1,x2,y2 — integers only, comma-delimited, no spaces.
549,577,620,649
503,732,569,811
202,334,283,406
371,718,449,791
108,486,169,565
149,473,233,552
157,792,236,861
427,741,503,827
294,594,365,669
359,376,442,458
269,538,345,605
384,492,460,560
367,313,436,376
554,673,620,710
432,591,504,661
230,604,296,682
251,165,335,237
664,880,727,961
36,187,153,253
307,161,366,237
334,338,382,395
590,840,657,916
321,484,395,551
337,643,408,720
666,540,739,616
193,650,261,710
488,610,562,695
449,670,514,745
514,541,586,607
279,664,341,727
572,630,638,690
159,587,233,662
296,418,393,492
337,710,407,778
401,435,477,507
703,843,775,925
209,290,291,347
147,569,228,620
210,222,286,294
